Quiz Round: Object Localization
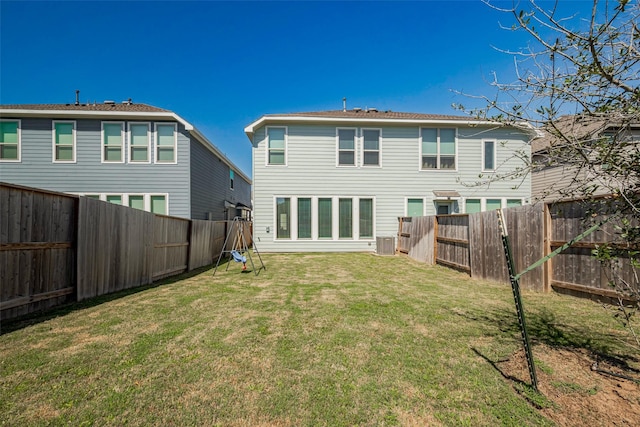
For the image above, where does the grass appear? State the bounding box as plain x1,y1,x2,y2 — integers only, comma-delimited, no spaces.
0,252,636,426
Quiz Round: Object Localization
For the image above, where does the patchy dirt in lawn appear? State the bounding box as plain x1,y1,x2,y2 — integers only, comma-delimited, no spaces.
498,344,640,426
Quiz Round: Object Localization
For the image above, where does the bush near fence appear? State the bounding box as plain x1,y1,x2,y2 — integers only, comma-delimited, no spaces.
1,183,245,321
398,200,638,300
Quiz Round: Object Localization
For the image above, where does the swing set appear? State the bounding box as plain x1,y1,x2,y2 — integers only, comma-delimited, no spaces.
213,217,265,276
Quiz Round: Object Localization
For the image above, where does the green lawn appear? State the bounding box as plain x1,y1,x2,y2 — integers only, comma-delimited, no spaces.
0,253,636,426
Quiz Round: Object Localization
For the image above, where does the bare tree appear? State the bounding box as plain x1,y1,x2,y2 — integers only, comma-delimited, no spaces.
457,0,639,348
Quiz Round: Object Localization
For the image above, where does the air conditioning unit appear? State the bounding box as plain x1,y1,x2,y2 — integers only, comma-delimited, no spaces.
376,236,396,256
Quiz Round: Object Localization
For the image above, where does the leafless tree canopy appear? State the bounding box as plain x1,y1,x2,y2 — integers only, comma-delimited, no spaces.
458,0,639,347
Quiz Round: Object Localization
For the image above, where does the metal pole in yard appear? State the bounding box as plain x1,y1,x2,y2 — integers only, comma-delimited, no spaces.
497,209,539,391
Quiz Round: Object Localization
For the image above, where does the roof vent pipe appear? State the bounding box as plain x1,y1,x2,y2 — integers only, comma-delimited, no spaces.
343,97,347,112
75,90,80,106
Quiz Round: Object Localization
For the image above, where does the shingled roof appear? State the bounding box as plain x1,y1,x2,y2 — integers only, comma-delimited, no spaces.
0,102,169,113
244,108,508,140
263,109,474,121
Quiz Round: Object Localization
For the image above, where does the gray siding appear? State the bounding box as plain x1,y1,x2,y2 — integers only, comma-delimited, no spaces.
252,123,531,252
0,117,191,218
189,139,251,220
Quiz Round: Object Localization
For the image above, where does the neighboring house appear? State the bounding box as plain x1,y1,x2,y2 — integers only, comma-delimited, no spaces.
244,108,533,253
0,101,251,220
531,115,640,202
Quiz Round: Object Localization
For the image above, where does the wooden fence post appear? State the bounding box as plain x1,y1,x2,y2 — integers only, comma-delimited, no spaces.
543,203,552,293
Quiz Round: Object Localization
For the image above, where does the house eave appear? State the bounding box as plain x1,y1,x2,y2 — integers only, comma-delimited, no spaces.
0,108,196,130
1,107,252,184
244,115,512,141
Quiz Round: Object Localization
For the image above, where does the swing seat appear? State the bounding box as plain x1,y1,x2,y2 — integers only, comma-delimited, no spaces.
230,250,246,264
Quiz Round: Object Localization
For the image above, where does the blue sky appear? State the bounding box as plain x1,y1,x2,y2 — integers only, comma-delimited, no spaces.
0,0,593,176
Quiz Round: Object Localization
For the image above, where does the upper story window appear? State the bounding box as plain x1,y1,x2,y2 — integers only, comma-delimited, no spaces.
337,128,356,166
483,140,496,171
102,122,125,163
421,128,456,170
53,121,76,163
0,119,20,162
362,129,381,166
129,123,150,163
155,123,177,163
267,127,287,165
230,170,234,190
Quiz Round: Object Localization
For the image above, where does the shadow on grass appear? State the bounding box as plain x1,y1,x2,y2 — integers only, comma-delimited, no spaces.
0,263,221,336
459,306,639,373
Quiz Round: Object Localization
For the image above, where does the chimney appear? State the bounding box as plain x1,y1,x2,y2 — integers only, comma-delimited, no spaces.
75,90,80,106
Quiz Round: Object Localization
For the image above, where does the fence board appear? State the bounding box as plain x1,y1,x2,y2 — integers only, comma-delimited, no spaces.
1,184,77,320
77,197,155,301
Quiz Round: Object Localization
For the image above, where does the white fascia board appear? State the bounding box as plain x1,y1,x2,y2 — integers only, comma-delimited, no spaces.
0,108,194,129
189,128,252,184
244,115,507,140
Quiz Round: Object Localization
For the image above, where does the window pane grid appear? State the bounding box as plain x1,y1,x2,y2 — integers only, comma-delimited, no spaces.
103,123,123,162
421,128,456,170
268,128,286,165
156,125,175,163
362,130,380,166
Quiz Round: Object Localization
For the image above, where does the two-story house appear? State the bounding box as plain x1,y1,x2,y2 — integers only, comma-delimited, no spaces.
245,108,533,253
0,101,251,220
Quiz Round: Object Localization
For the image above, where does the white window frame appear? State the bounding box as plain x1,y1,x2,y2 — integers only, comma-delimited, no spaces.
274,196,292,240
0,118,21,162
405,197,426,217
128,122,151,164
266,126,288,166
482,139,496,172
419,127,458,171
154,123,177,164
149,193,169,215
464,198,482,214
77,193,169,214
101,121,125,163
336,127,357,167
272,195,375,243
52,120,77,163
361,128,382,167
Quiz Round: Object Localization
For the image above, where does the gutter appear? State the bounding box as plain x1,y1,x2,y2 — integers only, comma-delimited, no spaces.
244,115,529,142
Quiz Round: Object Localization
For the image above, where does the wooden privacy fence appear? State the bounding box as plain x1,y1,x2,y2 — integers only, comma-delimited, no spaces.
398,200,637,299
1,183,246,321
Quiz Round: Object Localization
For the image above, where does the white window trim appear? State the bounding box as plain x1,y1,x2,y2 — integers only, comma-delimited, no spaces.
336,127,357,167
154,123,178,164
52,120,77,163
273,195,292,240
266,126,288,167
361,128,382,167
419,127,458,172
272,195,376,242
128,122,151,164
358,196,376,240
77,193,169,214
405,197,426,217
101,121,125,163
482,139,496,172
0,118,21,162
